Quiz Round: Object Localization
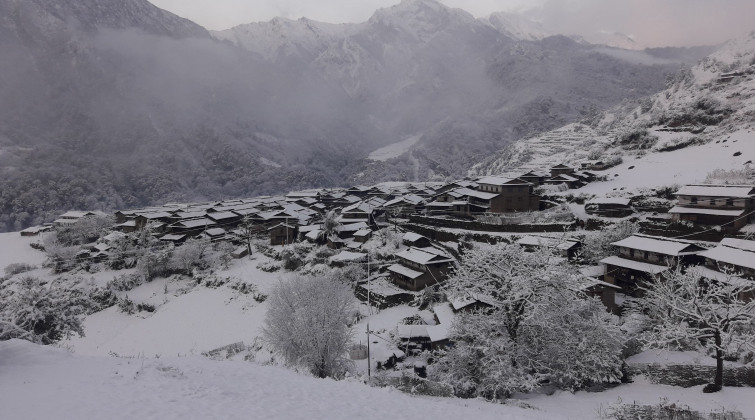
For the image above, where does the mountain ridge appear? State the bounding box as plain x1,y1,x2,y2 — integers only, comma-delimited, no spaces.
0,0,695,231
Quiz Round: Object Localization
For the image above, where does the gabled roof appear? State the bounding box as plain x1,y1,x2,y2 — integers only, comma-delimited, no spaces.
286,190,320,198
699,238,755,270
338,222,369,232
548,174,578,182
396,247,453,265
520,170,549,177
354,229,372,237
60,210,96,219
342,202,374,214
476,176,513,186
206,211,239,221
668,206,746,217
387,264,424,279
267,223,297,231
453,187,498,201
600,255,669,274
396,324,429,339
675,184,755,198
205,228,227,236
160,234,187,242
611,234,705,256
551,164,572,169
587,197,632,206
136,212,173,219
171,218,214,229
477,176,531,186
174,210,207,219
403,232,427,243
347,185,371,192
330,251,367,263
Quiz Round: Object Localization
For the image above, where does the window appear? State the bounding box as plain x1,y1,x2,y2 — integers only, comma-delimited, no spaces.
709,199,716,206
690,197,698,204
726,198,734,206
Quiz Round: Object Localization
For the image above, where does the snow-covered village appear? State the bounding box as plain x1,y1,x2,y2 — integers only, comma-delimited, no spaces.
2,0,755,419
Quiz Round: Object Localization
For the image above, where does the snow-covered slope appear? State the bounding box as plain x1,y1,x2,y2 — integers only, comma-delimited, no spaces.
212,17,356,61
571,31,642,50
0,339,545,420
473,31,755,193
484,12,549,41
2,339,753,419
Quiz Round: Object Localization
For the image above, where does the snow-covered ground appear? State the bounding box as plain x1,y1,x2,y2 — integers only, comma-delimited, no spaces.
368,135,421,161
2,223,754,419
577,129,755,195
2,339,753,420
0,231,47,271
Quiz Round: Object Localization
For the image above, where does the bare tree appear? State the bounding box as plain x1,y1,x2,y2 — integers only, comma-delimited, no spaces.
238,216,258,255
638,267,755,392
262,274,356,379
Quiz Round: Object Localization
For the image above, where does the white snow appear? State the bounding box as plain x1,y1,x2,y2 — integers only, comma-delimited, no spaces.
578,129,755,195
2,340,753,420
368,135,421,161
0,339,544,420
0,231,48,271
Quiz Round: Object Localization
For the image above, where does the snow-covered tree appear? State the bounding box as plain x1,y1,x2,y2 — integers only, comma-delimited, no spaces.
431,244,624,399
637,267,755,393
168,238,211,275
580,220,639,264
318,210,340,242
262,274,356,379
0,276,87,344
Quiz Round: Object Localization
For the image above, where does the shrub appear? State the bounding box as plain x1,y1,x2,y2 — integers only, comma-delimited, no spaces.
263,274,356,379
656,136,705,152
0,276,87,344
3,263,36,277
618,128,658,150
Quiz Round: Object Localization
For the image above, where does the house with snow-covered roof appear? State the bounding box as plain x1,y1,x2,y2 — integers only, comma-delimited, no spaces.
382,194,425,217
549,163,575,178
387,247,455,291
669,184,755,233
600,233,706,295
698,238,755,280
545,173,582,189
475,177,540,213
268,223,298,246
585,197,634,218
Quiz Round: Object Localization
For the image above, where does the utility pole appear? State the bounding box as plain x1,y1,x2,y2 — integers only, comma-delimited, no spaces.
366,251,371,380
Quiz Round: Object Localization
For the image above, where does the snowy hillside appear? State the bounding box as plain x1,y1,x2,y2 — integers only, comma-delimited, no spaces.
3,337,753,419
484,12,550,41
212,17,356,61
473,31,755,194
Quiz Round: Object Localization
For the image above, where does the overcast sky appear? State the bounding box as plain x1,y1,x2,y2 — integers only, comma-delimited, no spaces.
148,0,754,47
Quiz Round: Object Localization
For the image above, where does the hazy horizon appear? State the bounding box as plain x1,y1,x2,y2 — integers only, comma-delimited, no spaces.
147,0,754,48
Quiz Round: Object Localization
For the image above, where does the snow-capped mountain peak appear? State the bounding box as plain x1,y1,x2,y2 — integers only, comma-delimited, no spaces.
367,0,476,41
484,12,550,41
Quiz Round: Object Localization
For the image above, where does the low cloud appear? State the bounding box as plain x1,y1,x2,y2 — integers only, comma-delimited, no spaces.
148,0,752,46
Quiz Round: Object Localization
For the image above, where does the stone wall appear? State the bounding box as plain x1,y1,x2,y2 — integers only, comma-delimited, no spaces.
626,363,755,387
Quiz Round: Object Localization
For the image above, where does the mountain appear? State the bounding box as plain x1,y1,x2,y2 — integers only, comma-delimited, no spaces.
214,0,677,183
484,12,550,42
471,31,755,192
571,31,641,50
0,0,680,231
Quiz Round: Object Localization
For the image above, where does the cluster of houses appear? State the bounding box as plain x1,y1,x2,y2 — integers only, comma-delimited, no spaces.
18,171,755,364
